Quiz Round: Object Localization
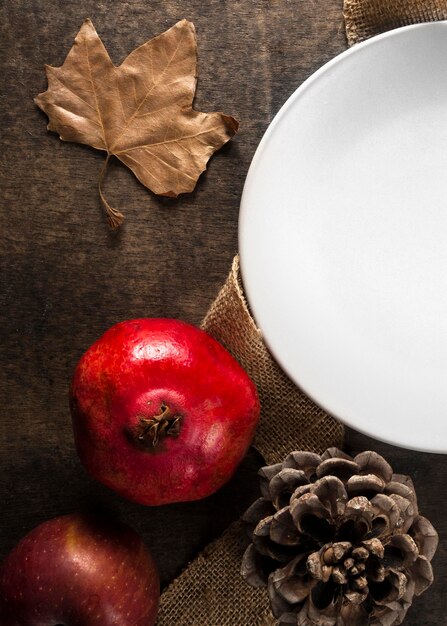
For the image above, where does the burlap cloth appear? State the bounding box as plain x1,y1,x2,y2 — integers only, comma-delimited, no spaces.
157,2,446,624
344,0,447,44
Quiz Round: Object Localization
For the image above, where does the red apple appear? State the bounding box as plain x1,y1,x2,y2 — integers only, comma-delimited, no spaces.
0,514,159,626
70,318,260,505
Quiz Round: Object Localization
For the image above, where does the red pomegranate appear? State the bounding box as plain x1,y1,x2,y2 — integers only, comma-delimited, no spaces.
70,318,260,505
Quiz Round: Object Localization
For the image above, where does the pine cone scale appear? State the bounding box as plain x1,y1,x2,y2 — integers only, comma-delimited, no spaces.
241,448,438,626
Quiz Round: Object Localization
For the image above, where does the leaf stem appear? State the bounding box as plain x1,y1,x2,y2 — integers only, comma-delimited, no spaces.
98,154,124,229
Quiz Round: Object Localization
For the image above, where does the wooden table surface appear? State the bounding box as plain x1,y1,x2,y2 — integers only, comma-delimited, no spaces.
1,1,445,624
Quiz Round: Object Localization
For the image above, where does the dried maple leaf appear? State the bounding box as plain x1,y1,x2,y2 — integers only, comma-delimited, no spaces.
35,19,238,228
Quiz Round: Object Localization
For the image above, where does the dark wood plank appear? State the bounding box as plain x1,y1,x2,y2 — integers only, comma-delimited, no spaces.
0,1,445,624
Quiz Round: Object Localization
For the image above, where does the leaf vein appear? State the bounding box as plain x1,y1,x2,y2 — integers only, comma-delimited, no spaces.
124,148,196,183
46,67,98,113
142,148,196,181
114,76,129,124
109,34,185,151
120,152,164,186
115,126,221,154
84,36,108,148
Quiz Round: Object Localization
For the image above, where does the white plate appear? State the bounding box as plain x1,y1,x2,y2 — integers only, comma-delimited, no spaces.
239,22,447,453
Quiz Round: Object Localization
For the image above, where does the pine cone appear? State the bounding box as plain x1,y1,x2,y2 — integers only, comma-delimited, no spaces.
241,448,438,626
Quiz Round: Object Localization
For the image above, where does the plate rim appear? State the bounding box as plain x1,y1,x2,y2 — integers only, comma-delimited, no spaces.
238,20,447,454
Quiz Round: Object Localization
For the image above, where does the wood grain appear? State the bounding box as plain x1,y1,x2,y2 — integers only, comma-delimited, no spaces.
0,1,445,623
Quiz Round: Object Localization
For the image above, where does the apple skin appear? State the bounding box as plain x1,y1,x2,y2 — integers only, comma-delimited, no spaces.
70,318,260,505
0,514,159,626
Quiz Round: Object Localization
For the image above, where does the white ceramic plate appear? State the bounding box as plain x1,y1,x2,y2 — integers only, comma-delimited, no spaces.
239,22,447,453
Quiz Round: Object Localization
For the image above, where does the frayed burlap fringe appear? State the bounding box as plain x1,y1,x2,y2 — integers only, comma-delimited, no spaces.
344,0,447,45
158,2,445,623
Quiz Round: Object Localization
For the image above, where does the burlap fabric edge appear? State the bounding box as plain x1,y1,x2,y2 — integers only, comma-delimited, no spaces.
201,255,344,464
